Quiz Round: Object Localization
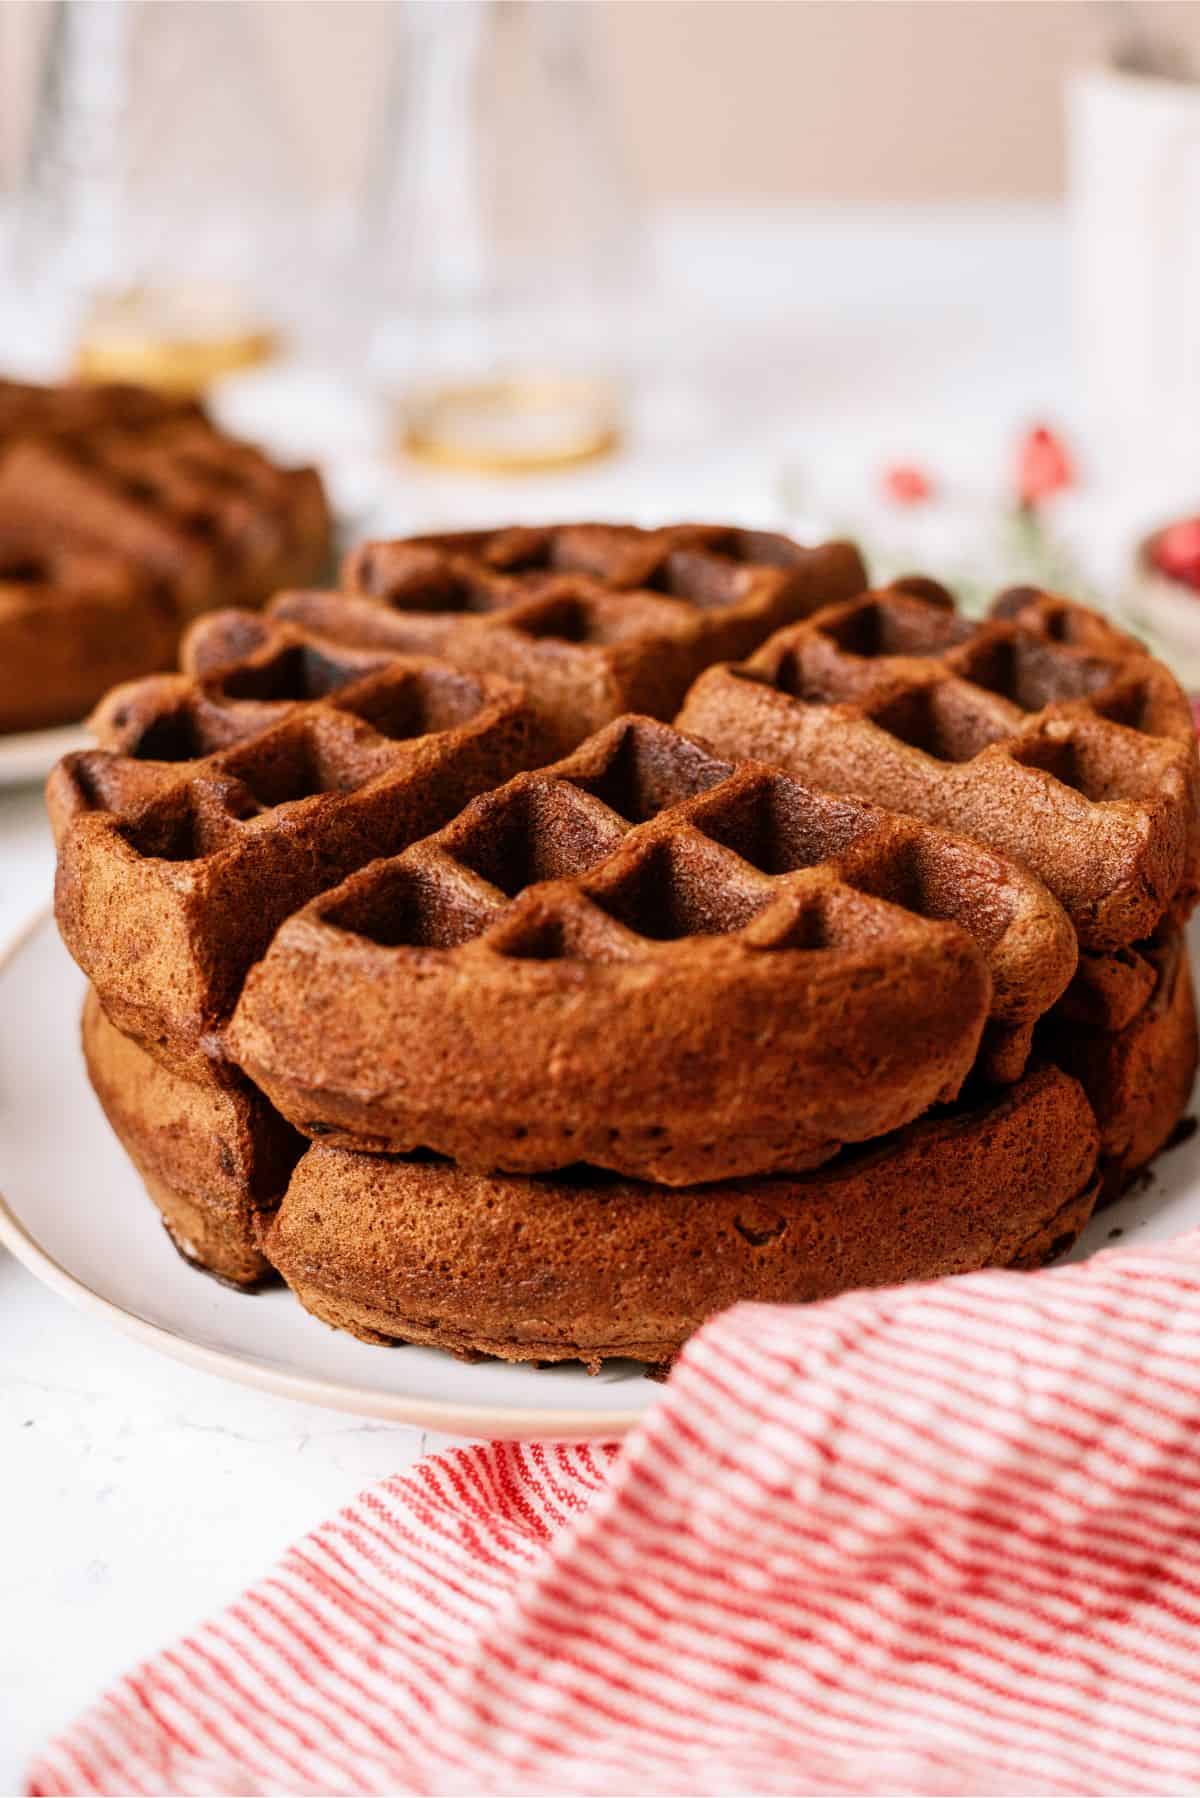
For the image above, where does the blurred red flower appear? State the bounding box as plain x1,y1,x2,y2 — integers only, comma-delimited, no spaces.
1149,518,1200,592
1016,424,1075,508
882,463,934,505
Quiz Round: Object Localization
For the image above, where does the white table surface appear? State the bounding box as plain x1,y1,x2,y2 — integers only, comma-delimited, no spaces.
0,201,1179,1787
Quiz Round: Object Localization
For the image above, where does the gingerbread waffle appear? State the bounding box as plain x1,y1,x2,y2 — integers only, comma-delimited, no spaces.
52,639,539,1081
0,542,175,734
0,375,199,448
227,714,1078,1186
83,987,299,1288
49,520,1200,1369
678,581,1199,951
1040,927,1198,1198
259,1065,1101,1367
84,979,1102,1349
0,414,329,617
0,375,331,733
266,523,868,754
87,946,1198,1354
77,934,1195,1352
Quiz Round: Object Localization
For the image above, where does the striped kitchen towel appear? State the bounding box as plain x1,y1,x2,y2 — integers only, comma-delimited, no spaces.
28,1229,1200,1797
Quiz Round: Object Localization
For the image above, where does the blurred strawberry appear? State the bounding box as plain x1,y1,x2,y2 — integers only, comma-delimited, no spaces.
1149,517,1200,592
1016,424,1075,508
882,462,935,505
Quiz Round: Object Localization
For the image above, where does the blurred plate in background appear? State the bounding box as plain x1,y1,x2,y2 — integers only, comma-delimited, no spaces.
0,721,88,789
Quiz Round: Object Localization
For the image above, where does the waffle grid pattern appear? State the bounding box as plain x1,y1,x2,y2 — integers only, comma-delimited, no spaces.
51,623,537,1075
331,714,1055,990
44,525,1200,1351
267,523,868,752
0,376,330,733
226,714,1077,1185
678,581,1199,951
0,415,329,615
84,614,423,805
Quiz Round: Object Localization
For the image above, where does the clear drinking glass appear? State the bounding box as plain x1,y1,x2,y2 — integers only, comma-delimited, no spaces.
9,0,324,391
365,0,643,471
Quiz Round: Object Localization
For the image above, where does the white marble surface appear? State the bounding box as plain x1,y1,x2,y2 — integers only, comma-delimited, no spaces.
0,201,1178,1789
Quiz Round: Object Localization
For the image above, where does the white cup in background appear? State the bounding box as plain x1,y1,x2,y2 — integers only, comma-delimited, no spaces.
1069,63,1200,484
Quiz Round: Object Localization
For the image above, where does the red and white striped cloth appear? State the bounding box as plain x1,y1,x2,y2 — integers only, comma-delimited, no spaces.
29,1229,1200,1797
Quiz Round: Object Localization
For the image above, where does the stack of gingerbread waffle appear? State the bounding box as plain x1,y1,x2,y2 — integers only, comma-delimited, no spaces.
48,523,1199,1370
0,375,330,734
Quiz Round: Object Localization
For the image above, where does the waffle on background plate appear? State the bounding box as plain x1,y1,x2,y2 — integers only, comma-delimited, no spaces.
0,375,331,734
49,522,1200,1369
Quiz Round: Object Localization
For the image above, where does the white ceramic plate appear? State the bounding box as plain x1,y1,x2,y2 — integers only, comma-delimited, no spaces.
0,912,651,1439
0,723,89,789
3,911,1199,1440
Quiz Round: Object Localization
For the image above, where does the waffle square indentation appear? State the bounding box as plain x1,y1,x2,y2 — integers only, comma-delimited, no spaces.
868,683,1012,764
217,643,376,704
325,860,498,950
337,665,489,740
563,717,731,823
219,718,382,809
691,774,878,874
953,633,1120,713
817,597,970,660
587,836,773,941
441,779,627,898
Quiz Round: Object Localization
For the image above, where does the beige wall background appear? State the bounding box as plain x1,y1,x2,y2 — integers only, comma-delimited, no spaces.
4,1,1200,205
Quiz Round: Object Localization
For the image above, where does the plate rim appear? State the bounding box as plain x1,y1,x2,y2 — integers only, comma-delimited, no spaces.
0,908,647,1441
0,721,91,788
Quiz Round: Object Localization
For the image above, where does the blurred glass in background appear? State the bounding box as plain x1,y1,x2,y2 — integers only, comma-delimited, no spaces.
5,0,644,474
365,0,643,472
8,0,361,391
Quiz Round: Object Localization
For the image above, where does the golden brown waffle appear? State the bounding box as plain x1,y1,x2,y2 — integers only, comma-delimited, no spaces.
0,415,330,617
84,982,1103,1356
260,1066,1101,1368
0,543,175,734
227,714,1078,1186
82,610,406,775
1040,927,1198,1198
266,523,868,754
678,580,1199,952
0,376,331,733
50,523,1200,1369
83,987,299,1289
52,639,540,1081
0,375,200,447
86,944,1200,1352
